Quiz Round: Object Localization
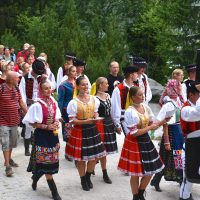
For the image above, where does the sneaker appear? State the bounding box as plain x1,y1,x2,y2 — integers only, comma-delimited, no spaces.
9,159,19,167
5,166,14,177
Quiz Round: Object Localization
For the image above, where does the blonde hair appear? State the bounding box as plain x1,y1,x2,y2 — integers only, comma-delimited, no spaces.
65,65,75,76
1,62,11,72
172,69,183,79
96,77,107,92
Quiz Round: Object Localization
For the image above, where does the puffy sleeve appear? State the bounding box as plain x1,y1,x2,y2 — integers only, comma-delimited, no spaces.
145,104,155,122
157,102,175,123
111,87,121,127
22,102,43,126
67,99,77,122
181,98,200,121
124,107,139,135
54,99,62,120
94,96,100,112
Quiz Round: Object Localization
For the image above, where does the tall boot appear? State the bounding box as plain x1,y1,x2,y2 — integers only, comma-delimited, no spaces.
80,176,90,191
150,172,163,192
102,169,112,184
138,189,146,200
24,138,31,156
133,194,139,200
31,173,43,190
47,179,62,200
85,172,93,189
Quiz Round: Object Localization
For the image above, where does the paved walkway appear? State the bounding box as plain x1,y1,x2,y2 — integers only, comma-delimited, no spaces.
0,104,200,200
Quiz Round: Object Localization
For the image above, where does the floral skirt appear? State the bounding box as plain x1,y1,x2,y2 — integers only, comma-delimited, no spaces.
159,123,184,182
27,128,60,175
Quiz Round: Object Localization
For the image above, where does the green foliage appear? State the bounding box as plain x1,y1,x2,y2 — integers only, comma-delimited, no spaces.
0,0,200,85
0,30,20,49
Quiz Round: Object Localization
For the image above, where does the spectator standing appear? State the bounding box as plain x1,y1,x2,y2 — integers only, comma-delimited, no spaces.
106,61,123,96
0,71,27,176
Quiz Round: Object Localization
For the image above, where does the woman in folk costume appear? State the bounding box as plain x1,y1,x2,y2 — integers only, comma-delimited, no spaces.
94,77,118,184
57,65,76,161
159,69,185,107
150,96,184,192
151,69,185,192
66,76,106,191
118,86,169,200
111,66,139,135
22,80,62,200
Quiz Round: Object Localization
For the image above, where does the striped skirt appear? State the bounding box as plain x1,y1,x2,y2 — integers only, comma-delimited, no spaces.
66,124,106,161
118,133,164,176
96,117,118,154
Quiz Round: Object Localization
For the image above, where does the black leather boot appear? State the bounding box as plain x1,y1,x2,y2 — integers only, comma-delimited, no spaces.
80,176,90,191
47,179,62,200
32,173,43,190
138,189,146,200
150,172,162,192
133,193,139,200
85,172,93,189
24,139,31,156
102,169,112,184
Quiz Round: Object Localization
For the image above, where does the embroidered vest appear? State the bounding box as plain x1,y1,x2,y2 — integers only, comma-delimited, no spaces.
24,74,42,100
135,105,150,129
76,97,95,120
180,101,200,137
117,83,129,109
39,99,57,124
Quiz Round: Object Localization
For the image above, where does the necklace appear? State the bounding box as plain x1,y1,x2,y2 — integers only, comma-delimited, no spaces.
97,91,106,95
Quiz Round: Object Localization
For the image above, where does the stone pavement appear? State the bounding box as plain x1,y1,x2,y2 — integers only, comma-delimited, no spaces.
0,104,200,200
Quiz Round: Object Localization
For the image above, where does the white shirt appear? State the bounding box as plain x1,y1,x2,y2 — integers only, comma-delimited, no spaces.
111,80,132,128
19,71,55,106
67,96,100,121
157,100,177,124
181,98,200,122
138,73,152,104
124,104,154,135
56,67,63,92
22,97,61,127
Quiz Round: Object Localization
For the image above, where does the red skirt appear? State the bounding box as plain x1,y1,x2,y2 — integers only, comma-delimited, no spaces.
66,124,106,161
118,134,143,176
118,133,164,176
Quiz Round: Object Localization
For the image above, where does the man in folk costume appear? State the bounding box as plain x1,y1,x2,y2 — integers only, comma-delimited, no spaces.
132,56,152,105
179,80,200,200
182,64,197,102
56,52,76,91
19,59,47,156
111,66,138,135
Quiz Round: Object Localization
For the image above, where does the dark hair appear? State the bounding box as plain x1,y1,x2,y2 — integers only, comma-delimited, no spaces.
185,80,199,99
76,75,86,86
129,86,140,98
